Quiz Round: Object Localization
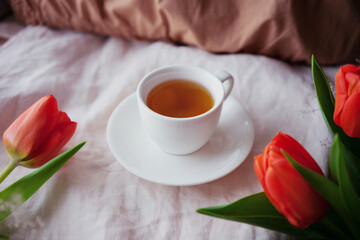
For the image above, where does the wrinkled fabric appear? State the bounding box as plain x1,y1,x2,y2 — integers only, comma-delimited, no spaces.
8,0,360,65
0,19,339,239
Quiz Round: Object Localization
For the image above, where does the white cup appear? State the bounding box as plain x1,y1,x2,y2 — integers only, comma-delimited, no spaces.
137,65,234,155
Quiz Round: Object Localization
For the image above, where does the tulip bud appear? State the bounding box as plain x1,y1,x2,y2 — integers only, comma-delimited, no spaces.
254,132,329,229
334,64,360,138
1,95,76,183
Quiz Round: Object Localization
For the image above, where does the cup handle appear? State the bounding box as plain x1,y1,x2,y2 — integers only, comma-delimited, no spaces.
213,70,234,100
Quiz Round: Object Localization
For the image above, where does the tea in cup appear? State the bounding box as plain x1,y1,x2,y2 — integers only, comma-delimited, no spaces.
146,79,214,118
137,65,234,155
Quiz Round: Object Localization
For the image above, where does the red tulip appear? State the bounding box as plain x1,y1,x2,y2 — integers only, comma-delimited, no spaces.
254,132,329,229
334,64,360,138
3,95,77,169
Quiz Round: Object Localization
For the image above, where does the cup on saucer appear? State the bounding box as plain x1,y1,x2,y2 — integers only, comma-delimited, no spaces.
136,65,234,155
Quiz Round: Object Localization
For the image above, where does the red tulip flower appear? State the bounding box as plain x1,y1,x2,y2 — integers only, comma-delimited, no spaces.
334,64,360,138
254,132,329,229
1,95,76,182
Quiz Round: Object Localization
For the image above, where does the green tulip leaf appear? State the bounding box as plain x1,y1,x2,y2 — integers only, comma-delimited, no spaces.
311,55,335,122
329,141,339,185
197,192,326,239
311,55,360,164
0,141,86,222
284,150,360,239
331,135,360,225
315,208,354,240
343,149,360,196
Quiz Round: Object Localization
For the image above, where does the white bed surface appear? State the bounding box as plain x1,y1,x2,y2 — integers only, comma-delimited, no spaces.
0,19,339,239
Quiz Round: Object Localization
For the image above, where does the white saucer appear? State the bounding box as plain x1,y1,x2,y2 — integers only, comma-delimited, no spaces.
107,93,254,186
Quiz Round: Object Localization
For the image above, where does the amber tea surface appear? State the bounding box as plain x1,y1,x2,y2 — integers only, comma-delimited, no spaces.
146,79,214,118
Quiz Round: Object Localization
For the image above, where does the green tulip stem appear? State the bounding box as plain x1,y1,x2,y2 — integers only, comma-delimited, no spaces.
0,161,17,184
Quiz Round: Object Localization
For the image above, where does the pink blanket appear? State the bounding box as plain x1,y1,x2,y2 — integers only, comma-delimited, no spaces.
8,0,360,64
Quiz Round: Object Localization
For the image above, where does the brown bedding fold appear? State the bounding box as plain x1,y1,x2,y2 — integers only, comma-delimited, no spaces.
8,0,360,64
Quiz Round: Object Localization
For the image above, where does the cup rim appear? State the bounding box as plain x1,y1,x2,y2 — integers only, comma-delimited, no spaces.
136,64,225,121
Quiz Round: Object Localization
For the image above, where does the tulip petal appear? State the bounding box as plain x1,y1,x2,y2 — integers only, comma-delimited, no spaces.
3,95,60,160
20,118,77,168
265,159,328,229
334,66,349,125
254,154,265,185
272,132,324,175
254,145,269,176
346,72,360,96
334,65,360,129
339,92,360,138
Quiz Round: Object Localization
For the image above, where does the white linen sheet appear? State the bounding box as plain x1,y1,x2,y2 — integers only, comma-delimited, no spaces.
0,19,339,239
